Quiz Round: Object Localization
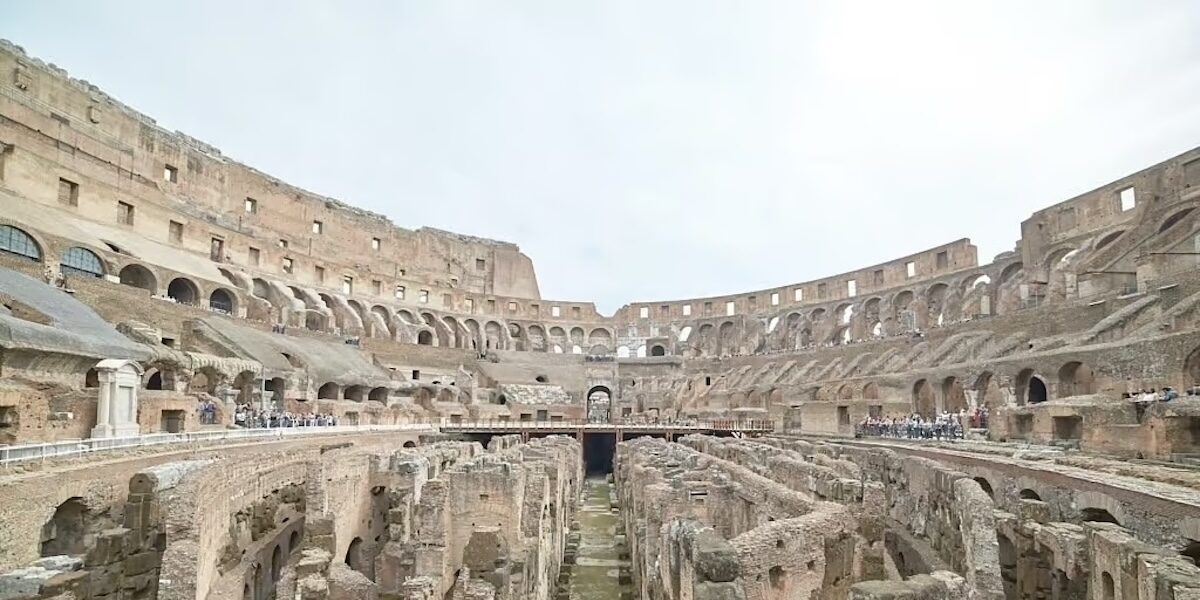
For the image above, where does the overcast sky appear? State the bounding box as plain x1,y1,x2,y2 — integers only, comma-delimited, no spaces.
5,1,1200,314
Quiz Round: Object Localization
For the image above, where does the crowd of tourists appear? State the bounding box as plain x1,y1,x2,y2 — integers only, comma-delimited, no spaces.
233,404,340,428
856,411,969,440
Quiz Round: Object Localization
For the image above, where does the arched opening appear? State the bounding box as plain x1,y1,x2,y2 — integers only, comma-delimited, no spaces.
166,277,200,305
1180,540,1200,566
1159,207,1195,233
1029,377,1048,404
912,379,936,418
189,367,221,395
369,387,389,403
587,386,612,424
60,247,105,278
0,225,42,262
345,537,365,574
270,544,283,582
417,330,433,346
84,368,100,388
344,385,366,402
402,440,416,448
40,497,89,556
974,372,998,409
1057,361,1095,397
289,530,300,554
1018,489,1042,501
317,382,339,400
1102,572,1115,600
768,566,785,590
145,369,164,391
650,345,666,357
1187,346,1200,389
209,288,235,314
862,382,879,400
1000,262,1024,285
1017,369,1048,405
1081,508,1120,526
304,312,325,332
942,376,967,413
265,378,286,404
1095,230,1124,250
973,477,994,499
371,305,392,338
118,264,157,292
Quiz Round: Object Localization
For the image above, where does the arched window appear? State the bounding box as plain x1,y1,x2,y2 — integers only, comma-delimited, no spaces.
0,225,42,262
167,278,200,305
209,288,235,314
60,247,104,277
650,345,666,357
119,264,157,291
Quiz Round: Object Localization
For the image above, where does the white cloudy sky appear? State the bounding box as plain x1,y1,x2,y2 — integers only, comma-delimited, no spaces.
5,1,1200,313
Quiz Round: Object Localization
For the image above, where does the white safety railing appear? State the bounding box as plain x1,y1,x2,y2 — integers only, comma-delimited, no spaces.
0,424,434,466
439,419,775,431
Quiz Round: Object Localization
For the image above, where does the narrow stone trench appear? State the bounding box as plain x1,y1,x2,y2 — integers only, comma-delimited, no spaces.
557,477,634,600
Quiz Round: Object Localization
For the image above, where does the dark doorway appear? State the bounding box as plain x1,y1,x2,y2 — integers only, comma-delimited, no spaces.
161,410,185,433
583,433,616,475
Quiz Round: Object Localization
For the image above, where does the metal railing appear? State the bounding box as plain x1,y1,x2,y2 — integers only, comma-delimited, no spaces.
439,419,775,431
0,423,434,466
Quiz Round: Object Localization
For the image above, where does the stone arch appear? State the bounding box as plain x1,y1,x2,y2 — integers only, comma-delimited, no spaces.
371,305,393,338
60,246,106,278
527,325,547,351
1058,361,1096,397
999,262,1024,285
1159,207,1196,234
616,345,630,358
892,290,916,333
1095,230,1125,250
317,382,340,400
973,371,1000,409
85,368,100,388
232,370,258,404
1185,346,1200,388
508,322,525,350
118,264,157,292
265,377,286,404
209,288,236,314
417,330,434,345
40,497,90,556
836,384,853,400
190,366,224,395
1044,246,1077,269
942,376,967,413
0,224,43,262
588,328,613,350
464,319,483,349
569,327,585,347
344,385,367,402
444,316,464,348
650,344,666,357
862,382,879,400
926,283,949,327
485,321,504,350
586,385,612,423
167,277,200,305
913,379,936,418
1016,368,1048,404
717,321,736,356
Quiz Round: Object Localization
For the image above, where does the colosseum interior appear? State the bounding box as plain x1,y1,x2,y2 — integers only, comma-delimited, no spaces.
4,34,1200,600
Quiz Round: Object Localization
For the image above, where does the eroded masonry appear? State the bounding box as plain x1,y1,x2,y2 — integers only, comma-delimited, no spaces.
5,36,1200,600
